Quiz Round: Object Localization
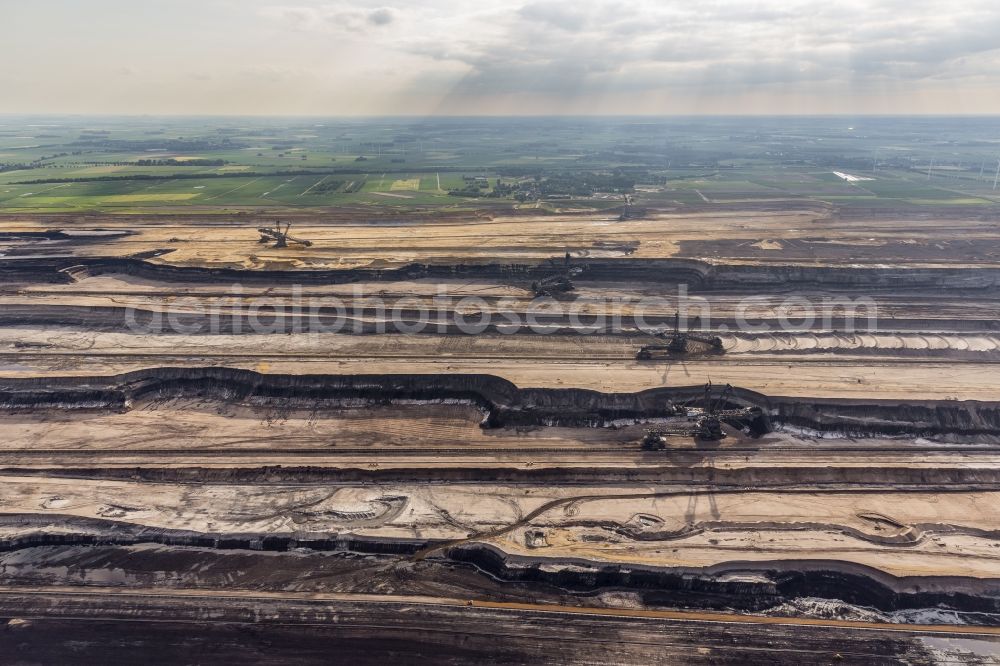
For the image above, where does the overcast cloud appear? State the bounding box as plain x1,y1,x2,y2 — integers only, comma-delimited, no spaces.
2,0,999,114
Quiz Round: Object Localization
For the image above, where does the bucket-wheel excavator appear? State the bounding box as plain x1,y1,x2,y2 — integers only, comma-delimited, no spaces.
636,312,725,359
257,221,313,248
640,383,764,449
531,254,583,298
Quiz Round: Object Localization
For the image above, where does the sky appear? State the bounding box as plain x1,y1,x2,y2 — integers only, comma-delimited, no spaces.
3,0,1000,115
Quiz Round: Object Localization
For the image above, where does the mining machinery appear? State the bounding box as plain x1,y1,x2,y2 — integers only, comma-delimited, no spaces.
531,273,576,298
640,383,763,449
531,255,582,298
257,221,313,248
641,418,722,448
636,312,724,359
619,193,635,221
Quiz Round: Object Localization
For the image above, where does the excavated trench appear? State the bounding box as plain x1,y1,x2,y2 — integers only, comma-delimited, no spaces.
5,304,1000,339
4,368,1000,438
0,526,996,618
2,369,999,620
5,255,1000,291
14,467,1000,486
0,230,132,244
447,544,1000,617
0,514,425,557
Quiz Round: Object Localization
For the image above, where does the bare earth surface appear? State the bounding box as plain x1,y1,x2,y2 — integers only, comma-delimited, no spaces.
3,208,1000,662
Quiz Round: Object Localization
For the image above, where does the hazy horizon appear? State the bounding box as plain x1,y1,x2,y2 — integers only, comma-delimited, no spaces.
5,113,1000,119
5,0,1000,116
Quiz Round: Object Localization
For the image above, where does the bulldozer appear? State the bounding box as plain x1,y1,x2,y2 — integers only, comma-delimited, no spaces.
636,312,724,359
257,221,313,248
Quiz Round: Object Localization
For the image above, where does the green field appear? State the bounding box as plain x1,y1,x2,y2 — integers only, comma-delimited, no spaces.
2,116,1000,212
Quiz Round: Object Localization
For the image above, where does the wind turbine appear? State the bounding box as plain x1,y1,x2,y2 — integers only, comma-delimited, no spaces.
993,159,1000,191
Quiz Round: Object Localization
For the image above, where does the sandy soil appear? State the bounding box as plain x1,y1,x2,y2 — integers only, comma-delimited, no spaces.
1,327,998,399
5,207,1000,268
0,474,998,579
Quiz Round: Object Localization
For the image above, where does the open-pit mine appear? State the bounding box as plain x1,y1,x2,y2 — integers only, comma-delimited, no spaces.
2,203,1000,663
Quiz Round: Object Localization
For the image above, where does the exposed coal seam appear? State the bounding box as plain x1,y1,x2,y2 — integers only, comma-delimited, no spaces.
4,368,767,432
10,469,1000,486
5,255,1000,291
0,230,132,242
0,515,426,556
447,543,1000,616
3,368,1000,436
3,304,1000,336
0,520,994,615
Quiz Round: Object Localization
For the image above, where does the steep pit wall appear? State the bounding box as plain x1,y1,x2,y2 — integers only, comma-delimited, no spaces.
447,544,1000,616
775,399,1000,437
5,255,1000,291
5,304,1000,335
1,520,995,616
2,368,1000,438
16,466,1000,486
0,514,427,556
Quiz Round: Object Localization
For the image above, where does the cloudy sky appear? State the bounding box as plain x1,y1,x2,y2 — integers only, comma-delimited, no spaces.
3,0,1000,115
